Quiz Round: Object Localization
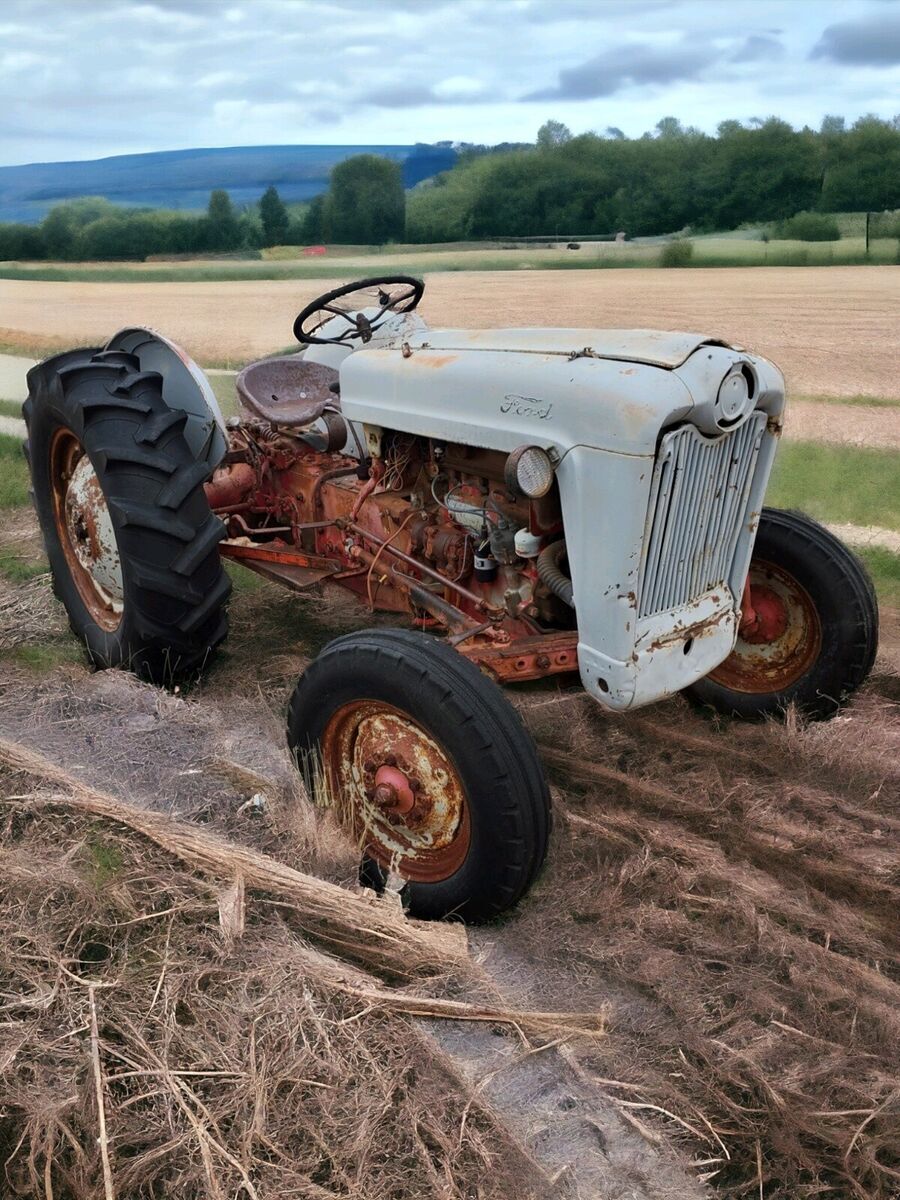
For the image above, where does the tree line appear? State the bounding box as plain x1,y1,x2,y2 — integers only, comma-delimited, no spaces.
0,153,407,261
406,115,900,241
0,187,305,261
0,115,898,261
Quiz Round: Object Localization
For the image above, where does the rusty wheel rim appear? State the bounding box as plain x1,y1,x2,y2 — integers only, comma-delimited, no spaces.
320,701,471,883
709,559,822,694
50,428,123,633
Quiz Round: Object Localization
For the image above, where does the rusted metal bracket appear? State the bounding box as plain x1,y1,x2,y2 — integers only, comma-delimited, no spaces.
458,630,579,682
219,540,342,593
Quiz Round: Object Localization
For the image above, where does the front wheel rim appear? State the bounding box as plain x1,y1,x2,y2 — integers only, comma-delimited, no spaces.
50,428,124,633
709,559,822,695
319,700,471,883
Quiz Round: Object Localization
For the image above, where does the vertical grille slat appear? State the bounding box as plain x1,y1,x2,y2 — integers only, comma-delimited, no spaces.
638,414,767,620
654,443,690,614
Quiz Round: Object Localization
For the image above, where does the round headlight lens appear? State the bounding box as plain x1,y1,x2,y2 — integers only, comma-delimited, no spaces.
505,445,555,498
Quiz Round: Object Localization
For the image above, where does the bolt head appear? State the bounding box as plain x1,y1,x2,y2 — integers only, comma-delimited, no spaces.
384,754,397,767
373,784,395,807
363,759,376,773
409,778,422,793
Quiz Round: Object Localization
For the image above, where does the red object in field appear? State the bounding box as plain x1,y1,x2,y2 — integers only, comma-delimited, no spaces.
303,245,327,256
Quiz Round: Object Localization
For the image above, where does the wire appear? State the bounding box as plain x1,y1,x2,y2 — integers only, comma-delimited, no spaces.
365,510,419,610
431,473,488,517
382,436,416,492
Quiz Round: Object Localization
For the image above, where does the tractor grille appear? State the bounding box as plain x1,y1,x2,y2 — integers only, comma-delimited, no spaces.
638,412,767,620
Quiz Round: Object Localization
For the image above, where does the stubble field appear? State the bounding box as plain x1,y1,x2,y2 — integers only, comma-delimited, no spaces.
2,264,899,397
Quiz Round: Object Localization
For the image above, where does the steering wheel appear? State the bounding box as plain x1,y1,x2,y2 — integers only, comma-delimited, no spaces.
293,275,425,346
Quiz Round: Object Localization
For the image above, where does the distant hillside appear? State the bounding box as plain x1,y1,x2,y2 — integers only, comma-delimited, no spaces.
0,143,457,224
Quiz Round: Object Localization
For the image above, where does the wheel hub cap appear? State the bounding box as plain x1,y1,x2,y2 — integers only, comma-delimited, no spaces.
710,561,822,694
320,701,470,882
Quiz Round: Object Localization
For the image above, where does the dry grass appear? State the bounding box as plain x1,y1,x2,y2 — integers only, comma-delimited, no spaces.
1,598,897,1196
509,687,900,1198
0,741,608,1200
2,265,899,396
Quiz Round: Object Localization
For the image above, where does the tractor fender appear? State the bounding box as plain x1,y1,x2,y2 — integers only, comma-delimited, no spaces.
103,327,228,469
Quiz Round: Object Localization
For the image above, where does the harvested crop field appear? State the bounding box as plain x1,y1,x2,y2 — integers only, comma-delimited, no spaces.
2,264,899,397
1,506,898,1196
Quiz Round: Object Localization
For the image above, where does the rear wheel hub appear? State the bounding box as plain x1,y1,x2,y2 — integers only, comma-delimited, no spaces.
50,429,123,632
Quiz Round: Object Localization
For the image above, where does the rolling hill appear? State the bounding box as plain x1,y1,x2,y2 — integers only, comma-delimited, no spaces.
0,143,457,224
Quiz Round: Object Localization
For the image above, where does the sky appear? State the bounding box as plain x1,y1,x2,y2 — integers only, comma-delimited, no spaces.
1,0,899,166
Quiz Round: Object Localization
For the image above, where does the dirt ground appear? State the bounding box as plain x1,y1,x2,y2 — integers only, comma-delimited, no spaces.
2,264,899,397
785,398,900,450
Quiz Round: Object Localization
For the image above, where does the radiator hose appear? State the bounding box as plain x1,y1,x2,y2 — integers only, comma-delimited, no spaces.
537,539,574,608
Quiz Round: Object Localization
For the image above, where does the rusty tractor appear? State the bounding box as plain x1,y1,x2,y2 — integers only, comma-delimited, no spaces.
25,276,879,919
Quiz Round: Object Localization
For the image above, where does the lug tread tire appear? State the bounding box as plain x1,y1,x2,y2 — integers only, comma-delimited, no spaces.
287,628,551,922
686,507,878,720
25,348,230,682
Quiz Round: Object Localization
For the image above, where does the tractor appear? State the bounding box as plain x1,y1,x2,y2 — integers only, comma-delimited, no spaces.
24,276,879,920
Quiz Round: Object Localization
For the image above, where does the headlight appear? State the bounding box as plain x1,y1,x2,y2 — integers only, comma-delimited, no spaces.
504,445,555,498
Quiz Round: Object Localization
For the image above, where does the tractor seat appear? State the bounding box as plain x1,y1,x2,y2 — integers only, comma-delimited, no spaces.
236,357,340,427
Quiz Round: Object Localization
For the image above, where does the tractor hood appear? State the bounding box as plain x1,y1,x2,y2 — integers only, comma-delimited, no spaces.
339,327,784,458
402,327,736,369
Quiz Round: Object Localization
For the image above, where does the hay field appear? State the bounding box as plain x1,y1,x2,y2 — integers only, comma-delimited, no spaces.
2,264,899,396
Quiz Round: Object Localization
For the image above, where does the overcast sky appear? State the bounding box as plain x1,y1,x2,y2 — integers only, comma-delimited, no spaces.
2,0,899,165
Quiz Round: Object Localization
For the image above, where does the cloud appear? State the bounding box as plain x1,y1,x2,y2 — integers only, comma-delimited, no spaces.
525,41,708,100
517,0,669,23
432,75,487,101
731,34,784,63
360,78,493,108
811,12,900,66
360,83,441,108
2,0,899,166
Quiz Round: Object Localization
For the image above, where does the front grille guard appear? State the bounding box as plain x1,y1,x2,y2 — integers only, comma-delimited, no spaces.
637,412,768,621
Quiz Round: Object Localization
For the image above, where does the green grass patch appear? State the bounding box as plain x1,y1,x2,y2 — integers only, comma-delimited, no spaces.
767,442,900,531
83,835,125,887
0,434,29,508
1,232,896,284
856,546,900,607
226,561,269,594
0,398,24,419
5,641,84,672
208,372,238,419
0,544,45,583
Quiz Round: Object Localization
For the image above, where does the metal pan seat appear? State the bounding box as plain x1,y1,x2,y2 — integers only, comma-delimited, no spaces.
236,357,340,427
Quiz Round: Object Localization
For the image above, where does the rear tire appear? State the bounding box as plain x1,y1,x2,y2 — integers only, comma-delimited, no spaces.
287,628,551,922
25,347,230,683
686,508,878,720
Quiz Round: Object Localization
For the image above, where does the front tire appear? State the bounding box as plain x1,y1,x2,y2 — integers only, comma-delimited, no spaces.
25,347,230,683
686,508,878,720
287,628,551,922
